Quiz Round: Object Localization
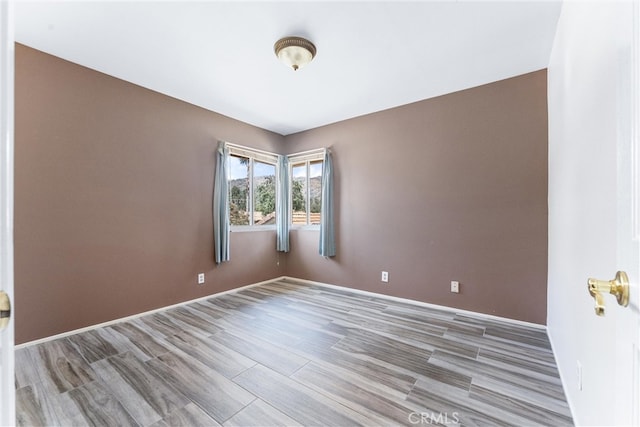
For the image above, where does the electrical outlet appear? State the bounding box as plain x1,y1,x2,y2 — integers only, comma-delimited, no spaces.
450,280,459,293
198,273,205,285
381,271,389,283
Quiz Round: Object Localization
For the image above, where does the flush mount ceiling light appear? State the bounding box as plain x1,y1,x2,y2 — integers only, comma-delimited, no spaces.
274,36,316,71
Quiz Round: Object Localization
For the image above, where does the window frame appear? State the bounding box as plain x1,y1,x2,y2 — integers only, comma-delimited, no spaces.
288,149,325,230
227,143,279,232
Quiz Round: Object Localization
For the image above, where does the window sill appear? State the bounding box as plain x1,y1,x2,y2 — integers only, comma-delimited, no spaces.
290,225,320,231
229,225,320,233
230,225,276,233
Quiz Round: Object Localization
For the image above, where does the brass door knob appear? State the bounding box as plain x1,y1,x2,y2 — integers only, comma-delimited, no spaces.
0,290,10,331
587,271,630,316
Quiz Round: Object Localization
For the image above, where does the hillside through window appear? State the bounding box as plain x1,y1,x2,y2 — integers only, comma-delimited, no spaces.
291,157,323,226
228,147,278,227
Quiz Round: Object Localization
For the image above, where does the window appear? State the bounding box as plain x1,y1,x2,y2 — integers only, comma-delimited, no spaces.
216,142,332,258
227,145,278,227
289,150,324,226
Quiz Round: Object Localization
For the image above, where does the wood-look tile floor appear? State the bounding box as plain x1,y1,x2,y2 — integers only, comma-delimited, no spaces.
15,279,574,426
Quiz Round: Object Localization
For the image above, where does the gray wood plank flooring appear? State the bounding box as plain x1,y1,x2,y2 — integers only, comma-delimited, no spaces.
15,279,573,426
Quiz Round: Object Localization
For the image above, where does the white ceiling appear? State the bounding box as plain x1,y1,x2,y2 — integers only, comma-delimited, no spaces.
15,1,562,136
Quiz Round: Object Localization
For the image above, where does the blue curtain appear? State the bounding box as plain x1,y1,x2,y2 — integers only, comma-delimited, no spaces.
319,149,336,257
276,155,290,252
213,141,230,263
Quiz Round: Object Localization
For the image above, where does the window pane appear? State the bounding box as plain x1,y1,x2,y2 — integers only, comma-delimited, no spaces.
309,160,323,224
253,161,276,225
229,155,249,225
292,163,307,224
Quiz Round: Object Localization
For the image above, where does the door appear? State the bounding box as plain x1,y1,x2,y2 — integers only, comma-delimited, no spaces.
0,1,15,425
614,2,640,424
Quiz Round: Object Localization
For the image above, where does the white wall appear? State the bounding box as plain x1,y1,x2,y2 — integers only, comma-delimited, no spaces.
548,1,633,425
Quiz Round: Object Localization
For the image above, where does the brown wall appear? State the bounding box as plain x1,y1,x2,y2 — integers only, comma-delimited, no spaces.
15,44,547,343
14,44,286,344
284,70,548,324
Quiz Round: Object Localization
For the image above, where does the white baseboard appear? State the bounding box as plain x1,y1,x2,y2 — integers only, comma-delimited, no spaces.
282,276,547,330
546,325,577,423
16,274,545,349
15,276,287,349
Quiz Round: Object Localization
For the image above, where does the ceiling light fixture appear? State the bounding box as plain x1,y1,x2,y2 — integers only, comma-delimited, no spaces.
274,36,316,71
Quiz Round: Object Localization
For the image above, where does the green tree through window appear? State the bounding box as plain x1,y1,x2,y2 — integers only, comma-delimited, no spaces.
255,176,275,216
228,153,276,226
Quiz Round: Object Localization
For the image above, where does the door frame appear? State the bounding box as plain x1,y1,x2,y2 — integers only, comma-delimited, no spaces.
632,4,640,424
0,0,15,425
